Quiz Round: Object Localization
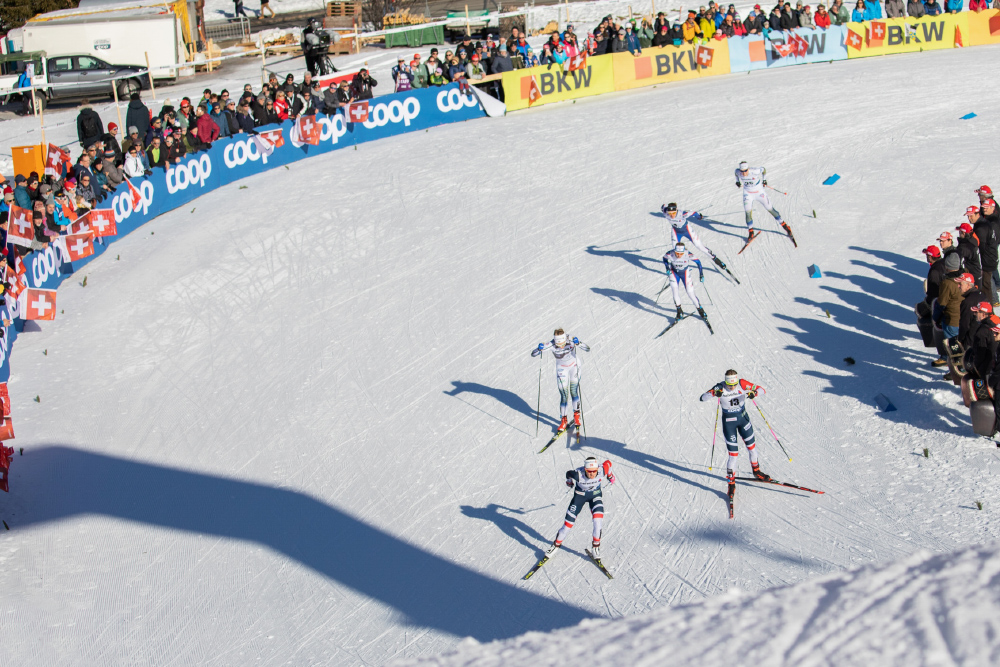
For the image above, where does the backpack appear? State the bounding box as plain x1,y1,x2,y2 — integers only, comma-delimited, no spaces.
81,113,100,138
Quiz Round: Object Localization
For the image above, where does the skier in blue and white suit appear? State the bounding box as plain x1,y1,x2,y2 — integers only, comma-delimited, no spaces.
547,456,615,558
663,241,706,320
700,369,771,489
531,328,590,432
662,202,732,275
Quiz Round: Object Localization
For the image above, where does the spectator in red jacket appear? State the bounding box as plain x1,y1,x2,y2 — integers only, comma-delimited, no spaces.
970,0,987,10
194,105,220,144
273,90,290,120
815,4,831,26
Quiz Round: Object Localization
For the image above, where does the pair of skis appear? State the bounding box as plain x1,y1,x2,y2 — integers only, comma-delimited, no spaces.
538,422,580,453
524,546,613,580
656,310,714,338
727,475,824,519
737,224,798,255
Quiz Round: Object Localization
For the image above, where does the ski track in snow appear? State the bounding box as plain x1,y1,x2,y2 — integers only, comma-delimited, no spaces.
1,44,1000,665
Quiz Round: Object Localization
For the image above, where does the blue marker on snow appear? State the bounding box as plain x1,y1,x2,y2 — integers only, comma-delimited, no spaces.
822,174,840,185
874,393,897,412
808,264,822,278
961,112,977,120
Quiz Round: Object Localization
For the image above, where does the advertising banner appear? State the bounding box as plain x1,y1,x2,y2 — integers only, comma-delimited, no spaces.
728,26,848,72
845,15,967,58
965,8,1000,46
612,43,730,91
501,54,616,111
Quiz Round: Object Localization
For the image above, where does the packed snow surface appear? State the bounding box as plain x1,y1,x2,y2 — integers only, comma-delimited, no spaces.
398,542,1000,666
2,41,1000,665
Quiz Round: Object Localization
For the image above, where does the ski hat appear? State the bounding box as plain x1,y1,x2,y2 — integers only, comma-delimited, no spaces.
955,272,975,285
944,253,961,272
972,301,993,313
674,241,686,255
956,222,974,234
663,202,678,214
584,456,599,471
725,369,738,385
938,231,953,243
738,160,749,171
923,245,941,259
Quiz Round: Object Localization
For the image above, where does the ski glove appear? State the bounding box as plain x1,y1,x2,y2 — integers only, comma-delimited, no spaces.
572,337,579,345
735,181,741,188
565,478,575,488
602,460,615,484
712,388,723,397
763,180,768,186
746,390,757,400
537,343,545,351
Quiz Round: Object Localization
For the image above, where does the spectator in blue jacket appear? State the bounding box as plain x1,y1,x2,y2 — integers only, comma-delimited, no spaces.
924,0,942,13
852,0,866,19
551,43,569,64
945,0,961,11
210,103,232,138
864,0,883,17
12,176,31,210
624,23,643,54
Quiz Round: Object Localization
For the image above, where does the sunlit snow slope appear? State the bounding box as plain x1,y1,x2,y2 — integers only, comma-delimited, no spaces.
3,45,1000,665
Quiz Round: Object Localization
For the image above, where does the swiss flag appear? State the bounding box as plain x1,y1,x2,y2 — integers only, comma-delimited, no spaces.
59,200,77,222
23,288,56,321
0,383,10,418
527,76,542,106
295,115,321,145
955,25,964,47
347,101,370,123
846,28,863,51
44,143,70,179
7,257,27,301
125,178,142,208
696,45,714,68
566,52,587,72
68,211,92,236
0,443,12,492
990,12,1000,35
258,129,284,149
63,232,95,262
866,21,885,47
89,208,117,238
773,42,795,57
791,32,809,57
7,205,34,247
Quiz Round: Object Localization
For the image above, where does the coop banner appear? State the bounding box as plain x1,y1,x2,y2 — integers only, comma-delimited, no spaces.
611,42,730,91
501,54,615,111
728,26,848,72
845,14,967,58
965,8,1000,46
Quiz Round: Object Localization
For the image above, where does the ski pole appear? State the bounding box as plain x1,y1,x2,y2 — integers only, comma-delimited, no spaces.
766,184,789,196
701,277,714,306
535,361,542,436
654,275,670,304
752,399,792,462
710,398,719,470
578,383,587,442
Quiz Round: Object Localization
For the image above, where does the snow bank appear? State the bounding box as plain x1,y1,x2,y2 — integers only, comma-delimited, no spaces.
401,542,1000,666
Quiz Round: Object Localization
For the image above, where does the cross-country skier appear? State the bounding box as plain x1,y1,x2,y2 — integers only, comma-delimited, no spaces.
547,456,615,558
531,329,590,431
661,202,732,270
663,241,707,320
735,161,793,245
700,369,771,499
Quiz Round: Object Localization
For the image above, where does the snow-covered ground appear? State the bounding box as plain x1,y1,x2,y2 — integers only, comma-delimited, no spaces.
399,542,1000,666
2,41,1000,665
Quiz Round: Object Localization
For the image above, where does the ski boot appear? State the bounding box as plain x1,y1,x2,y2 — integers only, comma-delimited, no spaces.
697,306,708,320
780,222,793,236
712,256,727,271
746,229,758,243
573,410,582,427
558,416,568,431
931,357,948,367
545,540,562,557
751,462,771,482
676,306,684,319
727,470,736,498
590,539,600,559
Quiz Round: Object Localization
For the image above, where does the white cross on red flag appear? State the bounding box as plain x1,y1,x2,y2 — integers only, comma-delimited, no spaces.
566,53,587,72
696,46,714,67
846,28,863,50
867,20,886,47
296,115,321,145
44,143,71,179
773,42,794,58
23,288,56,321
68,211,92,236
348,101,370,123
0,383,10,419
258,129,284,149
88,208,117,238
7,257,27,301
527,77,542,106
63,232,95,262
7,205,34,247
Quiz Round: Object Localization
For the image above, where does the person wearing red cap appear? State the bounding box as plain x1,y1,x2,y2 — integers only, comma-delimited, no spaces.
960,294,991,354
952,222,983,286
939,230,981,286
920,245,948,365
411,54,429,89
938,271,975,371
